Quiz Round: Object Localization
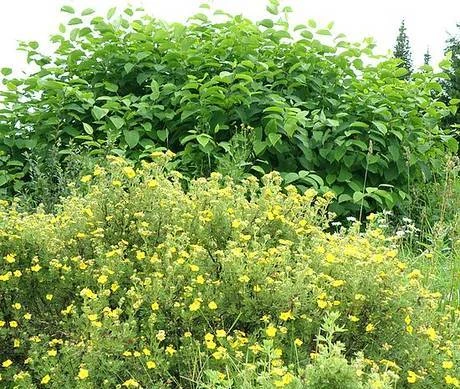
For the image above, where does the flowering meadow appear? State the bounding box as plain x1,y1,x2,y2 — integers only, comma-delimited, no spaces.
0,153,458,388
0,1,459,387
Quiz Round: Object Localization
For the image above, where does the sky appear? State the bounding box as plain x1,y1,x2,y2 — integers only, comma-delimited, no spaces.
0,0,459,75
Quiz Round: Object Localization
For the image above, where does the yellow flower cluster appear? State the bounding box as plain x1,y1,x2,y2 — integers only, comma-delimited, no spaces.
0,155,458,387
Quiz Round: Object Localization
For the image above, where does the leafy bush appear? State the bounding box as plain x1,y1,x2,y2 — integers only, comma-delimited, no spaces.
0,153,458,387
0,2,458,215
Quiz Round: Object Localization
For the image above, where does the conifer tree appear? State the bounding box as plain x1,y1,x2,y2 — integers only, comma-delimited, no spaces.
424,48,431,65
393,19,413,75
444,25,460,99
443,24,460,136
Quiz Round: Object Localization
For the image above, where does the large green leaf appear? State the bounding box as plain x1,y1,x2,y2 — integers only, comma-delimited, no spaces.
124,130,140,148
372,121,387,135
109,116,125,130
1,68,12,76
91,106,109,120
61,5,75,13
82,123,94,135
150,79,160,101
68,18,83,25
82,8,95,16
268,133,282,146
259,19,274,28
284,118,297,137
197,134,212,148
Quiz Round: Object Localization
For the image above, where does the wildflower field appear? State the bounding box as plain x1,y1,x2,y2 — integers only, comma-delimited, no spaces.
0,154,458,388
0,1,459,388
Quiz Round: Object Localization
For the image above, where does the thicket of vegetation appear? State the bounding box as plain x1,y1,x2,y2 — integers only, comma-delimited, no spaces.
0,3,457,216
0,2,459,388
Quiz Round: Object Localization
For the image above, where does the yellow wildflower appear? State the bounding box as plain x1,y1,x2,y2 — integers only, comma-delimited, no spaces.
111,283,119,292
97,274,108,284
83,208,93,218
31,264,41,272
41,374,51,384
317,299,328,309
204,333,214,342
279,310,294,321
156,330,166,342
189,264,199,272
122,378,139,387
238,275,250,283
445,375,460,386
189,299,201,312
365,323,375,333
407,370,418,384
136,251,146,260
232,219,242,228
196,275,205,284
80,175,92,183
208,301,218,310
122,166,136,179
77,368,89,380
425,327,437,341
165,345,176,356
147,179,157,188
87,313,98,321
266,326,277,337
331,279,345,287
325,253,336,263
5,254,15,263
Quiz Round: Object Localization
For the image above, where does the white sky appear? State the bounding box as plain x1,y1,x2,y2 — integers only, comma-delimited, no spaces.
0,0,459,75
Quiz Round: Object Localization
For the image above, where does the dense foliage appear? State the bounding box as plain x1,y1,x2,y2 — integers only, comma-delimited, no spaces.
0,3,457,215
0,154,459,388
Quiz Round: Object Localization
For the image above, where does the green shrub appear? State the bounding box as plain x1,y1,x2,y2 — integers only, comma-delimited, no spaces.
0,153,458,387
0,2,457,215
300,313,397,389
